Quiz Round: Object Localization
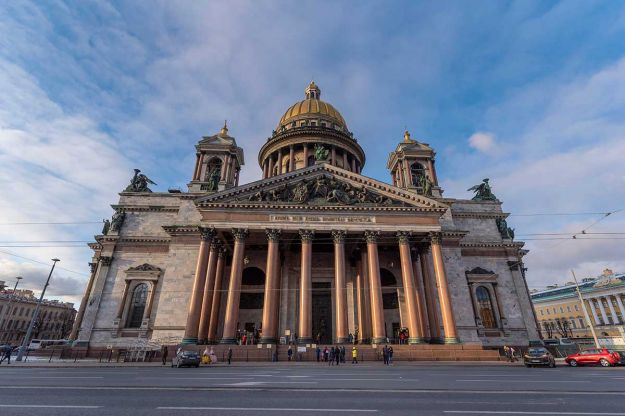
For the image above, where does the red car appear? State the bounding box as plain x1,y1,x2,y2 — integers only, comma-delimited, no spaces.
565,348,621,367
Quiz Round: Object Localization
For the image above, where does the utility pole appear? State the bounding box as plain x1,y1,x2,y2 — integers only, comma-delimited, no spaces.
16,259,60,361
571,269,600,348
0,276,23,342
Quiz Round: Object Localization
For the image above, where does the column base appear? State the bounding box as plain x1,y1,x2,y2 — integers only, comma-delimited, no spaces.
181,337,198,345
298,337,313,345
259,337,277,344
370,337,387,344
440,337,461,344
408,337,427,344
219,337,238,345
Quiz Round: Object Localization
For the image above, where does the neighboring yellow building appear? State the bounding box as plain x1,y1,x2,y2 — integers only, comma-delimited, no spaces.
531,269,625,339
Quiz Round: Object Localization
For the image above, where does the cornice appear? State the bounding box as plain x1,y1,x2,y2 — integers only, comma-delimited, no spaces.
162,225,202,236
111,204,179,213
460,241,525,249
452,212,509,219
198,202,445,213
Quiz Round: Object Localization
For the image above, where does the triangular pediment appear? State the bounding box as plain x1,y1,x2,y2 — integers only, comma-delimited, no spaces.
196,163,447,211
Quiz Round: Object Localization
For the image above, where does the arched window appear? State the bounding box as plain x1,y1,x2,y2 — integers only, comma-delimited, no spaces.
204,158,222,182
242,267,265,286
476,286,496,329
410,162,425,187
126,283,148,328
380,269,396,287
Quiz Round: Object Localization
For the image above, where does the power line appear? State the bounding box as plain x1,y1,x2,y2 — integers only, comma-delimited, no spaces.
0,249,89,277
0,221,102,225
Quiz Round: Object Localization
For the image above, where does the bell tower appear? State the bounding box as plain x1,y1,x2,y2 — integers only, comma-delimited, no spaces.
188,122,244,193
387,130,441,197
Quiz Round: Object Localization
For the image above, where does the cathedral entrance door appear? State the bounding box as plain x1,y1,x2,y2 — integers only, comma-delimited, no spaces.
312,282,333,345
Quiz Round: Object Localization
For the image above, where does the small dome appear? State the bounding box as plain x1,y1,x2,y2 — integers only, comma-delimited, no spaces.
277,82,348,130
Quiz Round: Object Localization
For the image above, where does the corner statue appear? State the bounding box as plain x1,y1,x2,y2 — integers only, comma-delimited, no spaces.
467,178,497,201
124,169,157,193
313,144,329,161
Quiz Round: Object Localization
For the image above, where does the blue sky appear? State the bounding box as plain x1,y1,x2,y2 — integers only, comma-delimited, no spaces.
1,1,625,303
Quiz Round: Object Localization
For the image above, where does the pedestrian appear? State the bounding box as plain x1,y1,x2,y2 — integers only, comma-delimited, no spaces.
161,345,168,365
509,346,517,362
340,346,346,363
0,344,12,365
388,345,394,365
323,346,329,362
209,347,218,364
242,333,247,346
382,345,389,365
328,347,335,365
227,347,233,365
287,345,293,361
334,346,340,366
202,346,210,365
316,346,321,362
352,346,358,364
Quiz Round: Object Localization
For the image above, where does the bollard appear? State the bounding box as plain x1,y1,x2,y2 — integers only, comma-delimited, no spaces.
108,349,112,363
74,351,78,363
99,351,104,363
49,348,55,363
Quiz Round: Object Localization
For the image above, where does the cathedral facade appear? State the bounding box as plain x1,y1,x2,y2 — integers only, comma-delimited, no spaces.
72,82,539,349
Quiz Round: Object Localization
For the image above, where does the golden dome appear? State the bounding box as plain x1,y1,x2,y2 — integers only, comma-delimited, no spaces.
277,82,348,130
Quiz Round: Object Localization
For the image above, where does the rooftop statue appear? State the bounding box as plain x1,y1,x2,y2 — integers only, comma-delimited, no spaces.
467,178,497,201
206,167,221,192
313,144,329,162
124,169,157,193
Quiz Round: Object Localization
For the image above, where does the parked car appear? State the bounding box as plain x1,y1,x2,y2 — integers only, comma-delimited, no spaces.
171,350,200,368
524,347,556,368
565,348,621,367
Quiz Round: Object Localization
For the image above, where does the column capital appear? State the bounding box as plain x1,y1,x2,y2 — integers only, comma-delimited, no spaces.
232,228,249,241
396,231,412,244
299,229,315,241
100,256,113,266
429,231,442,245
332,230,347,243
200,226,217,241
210,240,222,252
364,230,380,243
266,228,282,241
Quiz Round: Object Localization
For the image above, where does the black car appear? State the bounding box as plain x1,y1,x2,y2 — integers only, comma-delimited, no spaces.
523,347,556,368
172,350,201,368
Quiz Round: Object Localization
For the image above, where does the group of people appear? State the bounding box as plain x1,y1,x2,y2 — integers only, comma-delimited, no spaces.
382,345,394,365
315,346,359,365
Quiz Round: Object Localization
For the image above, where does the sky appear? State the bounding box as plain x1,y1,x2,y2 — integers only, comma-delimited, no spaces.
1,0,625,305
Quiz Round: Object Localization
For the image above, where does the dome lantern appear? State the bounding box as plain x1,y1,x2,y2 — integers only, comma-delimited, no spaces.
305,81,321,99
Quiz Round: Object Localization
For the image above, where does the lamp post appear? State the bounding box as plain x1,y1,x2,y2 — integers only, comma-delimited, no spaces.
0,276,23,342
571,269,600,348
16,259,60,361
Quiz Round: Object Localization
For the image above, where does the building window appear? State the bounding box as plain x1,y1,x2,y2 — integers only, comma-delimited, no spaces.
578,318,584,328
380,269,399,310
476,286,497,329
575,304,579,311
410,162,426,187
560,307,564,313
553,308,556,314
126,283,148,328
204,157,222,182
546,309,550,315
567,306,571,312
240,267,265,309
540,310,544,316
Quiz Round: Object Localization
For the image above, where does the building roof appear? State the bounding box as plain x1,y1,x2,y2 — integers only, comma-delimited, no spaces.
277,81,348,131
531,269,625,303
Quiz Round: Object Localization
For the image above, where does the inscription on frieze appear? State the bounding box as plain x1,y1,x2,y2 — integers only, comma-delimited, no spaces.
270,215,375,223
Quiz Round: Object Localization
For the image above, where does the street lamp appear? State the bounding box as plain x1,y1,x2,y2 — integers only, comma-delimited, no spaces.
0,276,23,342
16,258,60,361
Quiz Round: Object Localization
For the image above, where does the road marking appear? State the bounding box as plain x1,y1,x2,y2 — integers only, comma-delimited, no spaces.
4,376,104,379
444,412,625,415
456,379,588,383
224,381,317,386
0,405,101,409
157,406,377,412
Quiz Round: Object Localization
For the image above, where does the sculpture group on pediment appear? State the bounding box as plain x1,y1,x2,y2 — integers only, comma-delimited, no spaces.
467,178,497,201
124,169,157,193
496,218,515,240
246,175,397,206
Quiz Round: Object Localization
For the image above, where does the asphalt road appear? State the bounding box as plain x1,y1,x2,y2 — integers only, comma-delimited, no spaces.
0,363,624,415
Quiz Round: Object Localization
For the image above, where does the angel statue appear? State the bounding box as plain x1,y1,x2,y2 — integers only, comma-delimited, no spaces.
467,178,497,201
313,144,329,162
124,169,157,192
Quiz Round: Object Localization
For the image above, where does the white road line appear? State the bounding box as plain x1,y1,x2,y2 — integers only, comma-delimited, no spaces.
0,405,101,409
224,381,317,386
444,412,625,415
6,376,104,379
157,406,377,412
456,379,588,383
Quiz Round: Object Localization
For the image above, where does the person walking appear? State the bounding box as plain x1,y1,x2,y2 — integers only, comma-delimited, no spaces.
334,346,340,366
323,346,329,362
328,347,335,365
388,345,394,365
382,345,389,365
0,344,12,365
503,345,510,362
340,346,346,363
509,346,517,362
316,346,321,362
351,346,358,364
287,345,293,361
227,347,233,365
161,345,168,366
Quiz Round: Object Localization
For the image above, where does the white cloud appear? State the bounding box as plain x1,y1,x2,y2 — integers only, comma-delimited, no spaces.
468,132,497,154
